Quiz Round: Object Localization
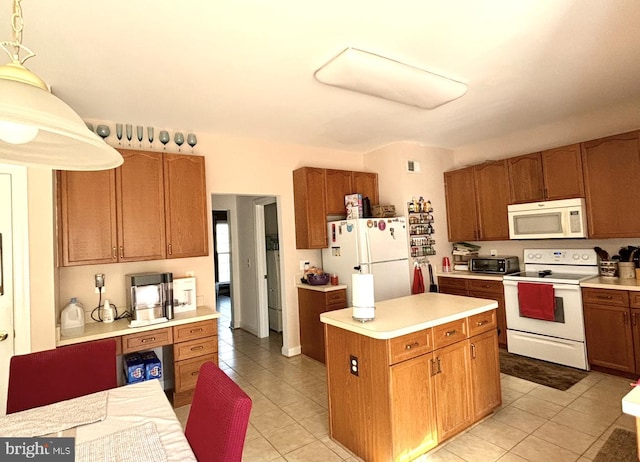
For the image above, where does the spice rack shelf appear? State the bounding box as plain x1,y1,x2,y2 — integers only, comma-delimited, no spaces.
407,198,436,257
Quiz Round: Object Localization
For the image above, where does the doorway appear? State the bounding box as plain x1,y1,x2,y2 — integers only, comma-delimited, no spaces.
212,210,233,327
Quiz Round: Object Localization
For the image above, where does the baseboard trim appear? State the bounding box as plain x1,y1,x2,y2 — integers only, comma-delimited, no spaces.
282,345,301,357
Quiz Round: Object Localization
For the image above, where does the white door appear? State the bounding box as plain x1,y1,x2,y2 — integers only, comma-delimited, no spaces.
0,173,15,414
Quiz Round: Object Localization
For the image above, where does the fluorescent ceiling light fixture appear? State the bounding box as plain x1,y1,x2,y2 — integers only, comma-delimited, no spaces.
314,47,467,110
0,0,123,170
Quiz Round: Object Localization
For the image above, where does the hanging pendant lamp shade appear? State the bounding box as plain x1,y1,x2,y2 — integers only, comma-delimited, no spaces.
0,0,123,171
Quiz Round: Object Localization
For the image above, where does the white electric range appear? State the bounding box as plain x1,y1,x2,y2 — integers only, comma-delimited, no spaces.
502,248,598,370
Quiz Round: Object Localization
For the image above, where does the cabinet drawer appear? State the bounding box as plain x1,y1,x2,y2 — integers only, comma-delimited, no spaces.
582,288,629,307
325,289,347,306
175,354,216,393
468,310,497,337
438,277,468,291
468,279,503,294
433,318,468,349
630,292,640,308
174,336,218,361
388,328,433,365
173,319,217,343
122,327,172,353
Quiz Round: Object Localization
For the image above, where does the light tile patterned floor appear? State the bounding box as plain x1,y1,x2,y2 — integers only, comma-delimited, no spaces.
175,317,637,462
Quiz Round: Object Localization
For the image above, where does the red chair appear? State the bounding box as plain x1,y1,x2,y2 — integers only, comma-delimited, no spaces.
6,339,117,414
185,361,253,462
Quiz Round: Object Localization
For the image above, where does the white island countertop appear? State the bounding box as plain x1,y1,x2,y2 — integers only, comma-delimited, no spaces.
320,292,498,340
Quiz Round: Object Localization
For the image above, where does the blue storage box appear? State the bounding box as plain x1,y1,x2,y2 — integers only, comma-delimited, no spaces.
123,353,145,384
141,350,162,380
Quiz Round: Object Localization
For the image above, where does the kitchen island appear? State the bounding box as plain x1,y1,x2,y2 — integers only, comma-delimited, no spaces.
320,292,500,462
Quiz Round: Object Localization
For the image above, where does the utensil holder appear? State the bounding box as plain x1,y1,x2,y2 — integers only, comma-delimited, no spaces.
599,261,617,278
618,262,636,279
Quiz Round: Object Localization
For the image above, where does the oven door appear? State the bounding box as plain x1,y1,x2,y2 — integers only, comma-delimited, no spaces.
503,279,585,342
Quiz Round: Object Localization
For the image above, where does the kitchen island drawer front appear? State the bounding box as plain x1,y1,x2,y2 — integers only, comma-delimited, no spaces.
582,288,629,307
434,318,468,349
325,290,347,306
122,327,172,353
175,354,216,393
174,336,218,361
438,277,469,291
468,279,503,294
173,319,217,342
388,328,433,364
630,292,640,308
468,310,497,337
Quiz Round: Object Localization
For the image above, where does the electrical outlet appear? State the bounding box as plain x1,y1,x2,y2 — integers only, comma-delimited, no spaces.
490,249,497,256
350,355,359,376
95,273,105,294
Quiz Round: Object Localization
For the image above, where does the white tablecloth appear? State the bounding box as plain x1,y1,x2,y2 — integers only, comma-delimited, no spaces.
76,380,196,462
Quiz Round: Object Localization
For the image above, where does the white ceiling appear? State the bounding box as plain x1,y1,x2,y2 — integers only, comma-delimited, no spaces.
9,0,640,152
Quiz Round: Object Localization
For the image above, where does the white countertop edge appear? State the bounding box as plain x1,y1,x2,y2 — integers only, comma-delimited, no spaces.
436,271,504,281
622,385,640,416
580,276,640,291
296,283,348,292
320,294,498,340
57,306,220,346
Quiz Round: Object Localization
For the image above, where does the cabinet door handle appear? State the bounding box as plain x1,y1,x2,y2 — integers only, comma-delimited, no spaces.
633,313,638,326
191,345,205,351
190,328,203,334
405,342,420,350
624,312,629,325
471,343,477,359
112,247,117,259
445,330,457,337
168,244,173,256
191,371,199,377
436,357,442,374
476,320,488,327
430,358,437,376
597,295,613,300
141,337,156,343
119,245,124,259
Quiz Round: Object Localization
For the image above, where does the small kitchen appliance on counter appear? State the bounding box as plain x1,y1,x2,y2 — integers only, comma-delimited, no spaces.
126,272,174,324
470,256,520,274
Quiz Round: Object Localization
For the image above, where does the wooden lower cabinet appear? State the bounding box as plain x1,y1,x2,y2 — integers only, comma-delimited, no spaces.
390,354,438,461
298,287,347,363
325,310,500,461
433,339,473,442
439,276,508,348
582,288,636,374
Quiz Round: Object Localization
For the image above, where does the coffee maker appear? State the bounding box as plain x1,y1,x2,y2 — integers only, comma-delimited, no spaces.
126,272,174,321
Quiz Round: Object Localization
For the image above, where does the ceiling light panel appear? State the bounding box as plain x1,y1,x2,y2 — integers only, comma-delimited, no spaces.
314,47,467,110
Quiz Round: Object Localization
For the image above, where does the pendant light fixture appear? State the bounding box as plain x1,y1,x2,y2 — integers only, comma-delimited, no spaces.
0,0,122,170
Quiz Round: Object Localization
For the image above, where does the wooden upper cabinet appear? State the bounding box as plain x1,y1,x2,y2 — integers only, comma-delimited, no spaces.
293,167,327,249
541,143,584,200
164,154,209,258
325,169,353,215
474,160,510,240
116,150,166,262
444,167,478,241
508,153,544,203
58,169,118,266
352,171,379,205
508,144,584,204
582,131,640,238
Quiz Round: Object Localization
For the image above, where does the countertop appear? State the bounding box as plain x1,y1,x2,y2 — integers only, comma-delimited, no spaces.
57,306,220,346
296,283,348,292
580,276,640,291
622,385,640,417
436,270,504,281
320,292,498,340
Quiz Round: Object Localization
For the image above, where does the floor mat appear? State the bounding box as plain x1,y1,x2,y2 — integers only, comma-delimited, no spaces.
594,428,637,462
499,350,588,390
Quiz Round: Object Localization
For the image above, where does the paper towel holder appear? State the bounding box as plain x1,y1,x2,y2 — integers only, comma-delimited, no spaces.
352,268,376,323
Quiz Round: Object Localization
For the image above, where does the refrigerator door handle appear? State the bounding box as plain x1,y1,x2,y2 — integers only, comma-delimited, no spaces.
363,228,372,265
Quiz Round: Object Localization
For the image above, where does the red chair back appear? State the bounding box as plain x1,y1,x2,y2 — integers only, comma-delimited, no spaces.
6,339,117,414
185,361,252,462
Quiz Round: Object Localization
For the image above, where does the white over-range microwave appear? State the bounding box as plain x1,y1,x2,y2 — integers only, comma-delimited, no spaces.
507,198,587,239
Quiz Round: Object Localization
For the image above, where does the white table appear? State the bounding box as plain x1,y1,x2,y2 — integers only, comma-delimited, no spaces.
0,380,196,461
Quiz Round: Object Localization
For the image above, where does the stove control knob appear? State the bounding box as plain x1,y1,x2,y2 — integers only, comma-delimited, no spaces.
526,252,535,260
582,254,590,260
535,253,542,260
572,254,580,260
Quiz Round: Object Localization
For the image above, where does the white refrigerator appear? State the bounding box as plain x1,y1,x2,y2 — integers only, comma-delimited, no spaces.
321,218,410,306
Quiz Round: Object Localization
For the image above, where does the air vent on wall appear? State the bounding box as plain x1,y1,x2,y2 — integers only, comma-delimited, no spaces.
407,160,421,173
